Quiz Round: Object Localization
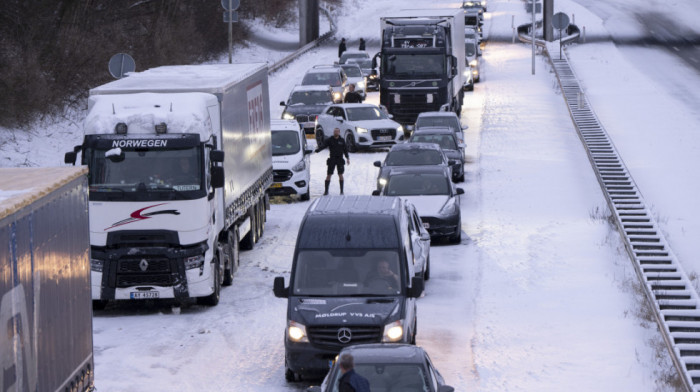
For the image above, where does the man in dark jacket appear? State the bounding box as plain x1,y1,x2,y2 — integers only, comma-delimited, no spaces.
338,38,347,58
338,353,370,392
358,38,366,51
343,84,363,103
316,127,350,195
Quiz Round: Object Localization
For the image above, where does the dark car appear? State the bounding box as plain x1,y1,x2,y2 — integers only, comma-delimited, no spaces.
376,166,464,243
373,143,452,191
313,344,455,392
409,128,466,182
273,196,425,381
280,85,334,134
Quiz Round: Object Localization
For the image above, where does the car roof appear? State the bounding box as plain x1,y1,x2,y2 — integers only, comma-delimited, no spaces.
332,103,381,109
340,63,361,68
417,111,460,119
270,119,301,131
386,165,450,176
412,127,455,135
339,344,427,364
390,142,442,152
308,195,401,216
290,84,332,92
304,68,341,75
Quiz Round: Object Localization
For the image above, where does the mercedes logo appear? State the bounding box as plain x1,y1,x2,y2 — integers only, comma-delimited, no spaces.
139,259,149,272
337,327,352,344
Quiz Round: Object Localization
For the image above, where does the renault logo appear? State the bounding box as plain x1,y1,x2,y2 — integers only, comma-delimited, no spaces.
139,259,149,272
337,327,352,344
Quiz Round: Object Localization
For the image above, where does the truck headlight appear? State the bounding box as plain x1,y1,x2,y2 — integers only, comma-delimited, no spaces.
184,255,205,270
292,160,306,172
287,321,308,342
356,127,369,134
90,258,104,272
382,320,404,342
282,112,295,120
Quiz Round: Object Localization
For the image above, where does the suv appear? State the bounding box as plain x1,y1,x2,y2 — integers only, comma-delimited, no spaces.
269,119,313,200
280,85,334,134
315,103,404,152
273,195,427,381
301,66,349,103
339,50,370,65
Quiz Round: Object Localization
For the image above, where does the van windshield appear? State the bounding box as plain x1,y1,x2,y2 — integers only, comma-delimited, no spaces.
292,250,402,296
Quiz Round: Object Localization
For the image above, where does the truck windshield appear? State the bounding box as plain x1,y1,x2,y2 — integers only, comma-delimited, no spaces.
271,131,300,156
346,107,387,121
85,146,204,201
289,91,333,105
382,54,444,78
292,250,403,296
386,174,450,196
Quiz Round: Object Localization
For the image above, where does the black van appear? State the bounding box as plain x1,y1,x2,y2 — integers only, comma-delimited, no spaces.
273,195,425,381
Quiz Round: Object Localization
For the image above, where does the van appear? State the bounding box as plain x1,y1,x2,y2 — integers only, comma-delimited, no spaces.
273,195,426,381
269,119,313,200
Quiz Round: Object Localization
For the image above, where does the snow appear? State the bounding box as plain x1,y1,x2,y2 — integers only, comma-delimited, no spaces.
104,147,122,158
2,0,699,390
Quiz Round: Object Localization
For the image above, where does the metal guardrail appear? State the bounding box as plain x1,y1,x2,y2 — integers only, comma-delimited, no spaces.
539,37,698,392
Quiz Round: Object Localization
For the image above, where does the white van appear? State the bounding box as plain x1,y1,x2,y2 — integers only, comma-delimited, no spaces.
269,119,312,200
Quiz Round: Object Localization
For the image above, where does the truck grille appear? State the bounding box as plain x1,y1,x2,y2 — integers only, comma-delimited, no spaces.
273,170,293,182
371,128,396,140
390,96,441,124
307,326,382,349
117,274,172,287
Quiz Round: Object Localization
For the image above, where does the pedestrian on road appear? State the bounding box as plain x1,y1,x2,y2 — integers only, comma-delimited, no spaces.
338,353,370,392
338,38,347,58
316,127,349,195
343,84,363,103
358,38,366,51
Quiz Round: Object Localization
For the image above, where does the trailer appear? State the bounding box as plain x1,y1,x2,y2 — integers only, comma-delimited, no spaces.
66,64,272,307
0,167,94,392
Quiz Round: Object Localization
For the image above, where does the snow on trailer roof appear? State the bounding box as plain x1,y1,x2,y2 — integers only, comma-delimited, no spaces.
0,167,87,220
90,63,267,95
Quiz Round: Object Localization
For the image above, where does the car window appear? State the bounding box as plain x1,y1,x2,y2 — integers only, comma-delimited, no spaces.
346,107,387,121
271,131,301,156
416,116,460,132
386,174,450,196
385,149,443,166
342,66,363,77
289,90,333,105
412,134,457,150
329,363,430,392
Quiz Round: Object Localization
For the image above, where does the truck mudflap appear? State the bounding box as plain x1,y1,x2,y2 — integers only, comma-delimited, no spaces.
93,241,208,301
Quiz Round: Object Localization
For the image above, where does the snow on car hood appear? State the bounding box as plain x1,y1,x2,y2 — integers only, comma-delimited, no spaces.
292,297,400,326
402,195,450,216
352,118,400,129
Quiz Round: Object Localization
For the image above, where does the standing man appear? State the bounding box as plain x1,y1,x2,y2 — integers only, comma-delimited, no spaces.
338,38,347,58
358,38,366,51
343,84,363,103
316,127,349,195
338,353,370,392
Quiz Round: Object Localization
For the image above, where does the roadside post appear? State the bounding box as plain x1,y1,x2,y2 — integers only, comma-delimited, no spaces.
222,0,240,64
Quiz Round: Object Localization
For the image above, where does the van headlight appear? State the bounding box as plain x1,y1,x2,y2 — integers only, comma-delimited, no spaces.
356,127,369,134
382,320,404,342
184,255,205,270
438,197,458,216
287,321,308,342
282,112,295,120
292,160,306,172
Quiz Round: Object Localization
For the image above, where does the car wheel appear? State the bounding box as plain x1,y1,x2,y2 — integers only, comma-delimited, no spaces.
346,133,357,153
315,127,325,148
458,172,465,182
424,256,430,281
449,226,462,244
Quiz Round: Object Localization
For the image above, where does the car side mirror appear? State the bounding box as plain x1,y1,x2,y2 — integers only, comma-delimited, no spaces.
273,276,289,298
372,190,380,196
304,148,314,155
373,161,381,167
64,151,77,165
210,150,225,163
388,114,394,119
458,143,466,149
438,386,455,392
420,232,430,241
409,276,424,298
448,159,456,166
334,116,344,123
456,188,465,195
211,166,224,189
308,387,322,392
462,125,469,130
279,101,285,106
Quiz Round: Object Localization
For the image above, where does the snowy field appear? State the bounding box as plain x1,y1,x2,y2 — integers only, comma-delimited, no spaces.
3,0,700,390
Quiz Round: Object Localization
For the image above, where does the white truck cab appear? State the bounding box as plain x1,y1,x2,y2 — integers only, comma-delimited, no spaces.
269,119,312,201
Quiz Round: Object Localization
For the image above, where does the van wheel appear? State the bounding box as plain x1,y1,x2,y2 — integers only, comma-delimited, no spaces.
197,258,221,306
223,230,238,286
300,188,310,201
346,133,357,153
424,256,430,281
241,206,257,250
316,127,325,148
285,361,301,382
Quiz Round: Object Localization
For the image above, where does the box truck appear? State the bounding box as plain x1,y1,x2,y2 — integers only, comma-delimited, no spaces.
65,64,273,307
1,167,94,391
378,9,466,131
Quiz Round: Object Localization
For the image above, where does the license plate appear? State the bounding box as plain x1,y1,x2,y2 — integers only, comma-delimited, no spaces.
423,222,430,229
271,183,283,188
378,136,392,141
130,291,159,299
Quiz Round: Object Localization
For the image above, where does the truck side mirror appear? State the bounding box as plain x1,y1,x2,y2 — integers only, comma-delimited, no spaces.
273,276,289,298
409,276,424,298
210,150,225,163
211,166,224,189
64,151,77,165
373,161,381,167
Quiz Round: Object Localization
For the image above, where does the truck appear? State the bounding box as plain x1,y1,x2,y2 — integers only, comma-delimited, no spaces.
378,9,466,132
1,167,94,392
65,64,273,307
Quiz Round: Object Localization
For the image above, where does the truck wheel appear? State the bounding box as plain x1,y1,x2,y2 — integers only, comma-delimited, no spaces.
315,127,325,148
223,230,238,286
346,133,357,153
197,258,221,306
255,202,263,241
92,300,108,310
259,201,266,238
241,206,257,250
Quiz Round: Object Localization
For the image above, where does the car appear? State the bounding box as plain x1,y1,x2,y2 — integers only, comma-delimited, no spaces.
273,196,427,380
301,66,349,103
462,0,484,17
347,58,377,90
465,38,481,82
269,119,313,200
464,26,482,47
463,66,474,91
415,111,468,145
280,85,335,134
375,166,464,243
339,50,370,65
373,142,452,192
313,344,455,392
315,103,404,152
340,63,367,99
409,127,466,182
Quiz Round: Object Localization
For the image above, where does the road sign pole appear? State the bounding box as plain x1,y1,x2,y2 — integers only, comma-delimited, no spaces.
228,0,233,64
559,28,562,60
531,0,536,75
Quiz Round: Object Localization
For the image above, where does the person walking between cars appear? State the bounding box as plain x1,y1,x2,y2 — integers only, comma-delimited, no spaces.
338,353,370,392
344,84,363,103
358,38,366,51
338,38,347,58
316,127,349,195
